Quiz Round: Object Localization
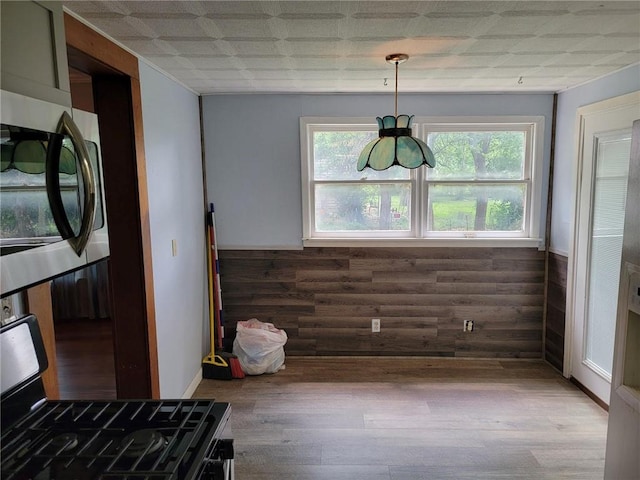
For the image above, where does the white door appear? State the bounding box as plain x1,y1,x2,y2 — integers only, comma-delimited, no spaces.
568,92,640,405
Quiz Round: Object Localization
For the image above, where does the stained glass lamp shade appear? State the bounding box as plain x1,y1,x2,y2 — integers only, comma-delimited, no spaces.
357,54,436,172
357,114,435,171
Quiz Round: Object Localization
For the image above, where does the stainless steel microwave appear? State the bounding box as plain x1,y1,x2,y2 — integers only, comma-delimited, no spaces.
0,90,109,297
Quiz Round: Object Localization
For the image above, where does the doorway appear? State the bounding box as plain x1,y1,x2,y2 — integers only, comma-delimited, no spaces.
567,91,640,405
48,68,117,400
63,13,160,399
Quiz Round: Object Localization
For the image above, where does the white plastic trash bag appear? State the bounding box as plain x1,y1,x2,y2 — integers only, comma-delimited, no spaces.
232,318,287,375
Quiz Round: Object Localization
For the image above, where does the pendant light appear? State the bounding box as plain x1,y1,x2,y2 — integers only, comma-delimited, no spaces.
357,54,435,171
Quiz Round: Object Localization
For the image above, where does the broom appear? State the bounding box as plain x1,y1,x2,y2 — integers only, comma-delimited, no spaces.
207,204,244,378
202,215,231,380
202,204,244,380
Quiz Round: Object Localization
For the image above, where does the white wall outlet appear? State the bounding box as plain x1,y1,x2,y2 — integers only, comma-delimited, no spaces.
371,318,381,333
171,239,178,257
1,297,14,323
463,320,474,332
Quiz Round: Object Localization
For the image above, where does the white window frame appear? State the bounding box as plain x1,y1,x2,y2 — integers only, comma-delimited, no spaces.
301,116,544,248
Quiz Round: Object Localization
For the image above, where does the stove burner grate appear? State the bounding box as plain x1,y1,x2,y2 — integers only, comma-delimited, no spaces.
119,428,167,458
50,432,79,452
0,399,229,480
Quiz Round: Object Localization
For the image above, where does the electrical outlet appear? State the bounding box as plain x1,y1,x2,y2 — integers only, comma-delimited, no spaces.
1,297,15,324
371,318,381,333
463,320,474,332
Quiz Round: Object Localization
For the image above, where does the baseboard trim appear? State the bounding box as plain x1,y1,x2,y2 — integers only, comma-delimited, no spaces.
182,368,203,399
570,376,609,411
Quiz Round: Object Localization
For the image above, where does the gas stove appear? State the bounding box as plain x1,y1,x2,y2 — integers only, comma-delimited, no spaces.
1,398,232,479
0,315,233,480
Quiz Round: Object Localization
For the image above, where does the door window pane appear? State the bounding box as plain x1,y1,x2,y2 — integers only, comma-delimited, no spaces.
585,132,630,377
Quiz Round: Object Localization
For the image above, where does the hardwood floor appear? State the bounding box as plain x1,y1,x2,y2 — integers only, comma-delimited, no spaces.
193,357,608,480
54,319,117,399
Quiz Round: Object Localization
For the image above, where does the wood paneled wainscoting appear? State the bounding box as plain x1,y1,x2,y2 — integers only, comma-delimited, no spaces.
544,252,568,372
218,247,545,357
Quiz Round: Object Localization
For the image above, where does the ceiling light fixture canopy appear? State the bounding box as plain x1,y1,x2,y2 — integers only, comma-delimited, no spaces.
357,53,435,171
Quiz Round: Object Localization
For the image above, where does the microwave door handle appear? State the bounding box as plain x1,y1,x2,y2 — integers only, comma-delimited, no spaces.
45,132,75,241
51,111,96,256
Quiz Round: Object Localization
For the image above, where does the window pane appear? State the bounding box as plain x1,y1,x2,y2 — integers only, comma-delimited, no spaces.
427,184,525,232
313,131,409,181
316,183,410,232
427,131,525,180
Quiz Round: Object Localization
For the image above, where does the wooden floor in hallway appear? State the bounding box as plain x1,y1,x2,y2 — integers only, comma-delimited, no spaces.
192,357,608,480
54,319,117,399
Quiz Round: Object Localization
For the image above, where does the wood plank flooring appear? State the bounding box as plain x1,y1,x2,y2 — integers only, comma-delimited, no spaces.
193,357,608,480
54,319,117,399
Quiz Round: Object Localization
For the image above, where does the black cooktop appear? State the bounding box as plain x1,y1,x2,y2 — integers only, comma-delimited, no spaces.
1,398,230,480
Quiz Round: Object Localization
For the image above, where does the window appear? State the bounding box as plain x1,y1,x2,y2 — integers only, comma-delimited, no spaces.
301,116,544,247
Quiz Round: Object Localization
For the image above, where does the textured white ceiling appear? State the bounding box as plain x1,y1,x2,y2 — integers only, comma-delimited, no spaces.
63,1,640,94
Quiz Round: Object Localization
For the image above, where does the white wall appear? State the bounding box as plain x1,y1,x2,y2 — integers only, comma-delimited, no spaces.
139,62,206,398
550,64,640,256
202,93,554,249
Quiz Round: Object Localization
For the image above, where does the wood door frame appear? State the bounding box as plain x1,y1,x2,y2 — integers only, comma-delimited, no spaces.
64,13,160,398
25,283,60,400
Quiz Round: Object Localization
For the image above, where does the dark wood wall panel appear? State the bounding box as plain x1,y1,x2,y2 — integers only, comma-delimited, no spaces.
219,247,545,358
545,252,568,371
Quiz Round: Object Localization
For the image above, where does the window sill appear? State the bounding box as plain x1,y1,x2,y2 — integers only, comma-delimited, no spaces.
303,237,545,249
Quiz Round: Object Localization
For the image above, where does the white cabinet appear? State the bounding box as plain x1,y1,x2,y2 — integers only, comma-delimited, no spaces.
0,1,71,107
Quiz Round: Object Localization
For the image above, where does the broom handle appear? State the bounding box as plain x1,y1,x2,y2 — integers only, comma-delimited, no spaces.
206,224,216,355
210,205,223,348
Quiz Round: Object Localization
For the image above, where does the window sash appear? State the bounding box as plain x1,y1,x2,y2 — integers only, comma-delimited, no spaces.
423,181,530,237
312,179,417,238
301,116,543,244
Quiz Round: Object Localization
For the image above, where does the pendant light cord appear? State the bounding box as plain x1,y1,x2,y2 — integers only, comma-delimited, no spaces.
394,60,399,117
386,53,408,118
